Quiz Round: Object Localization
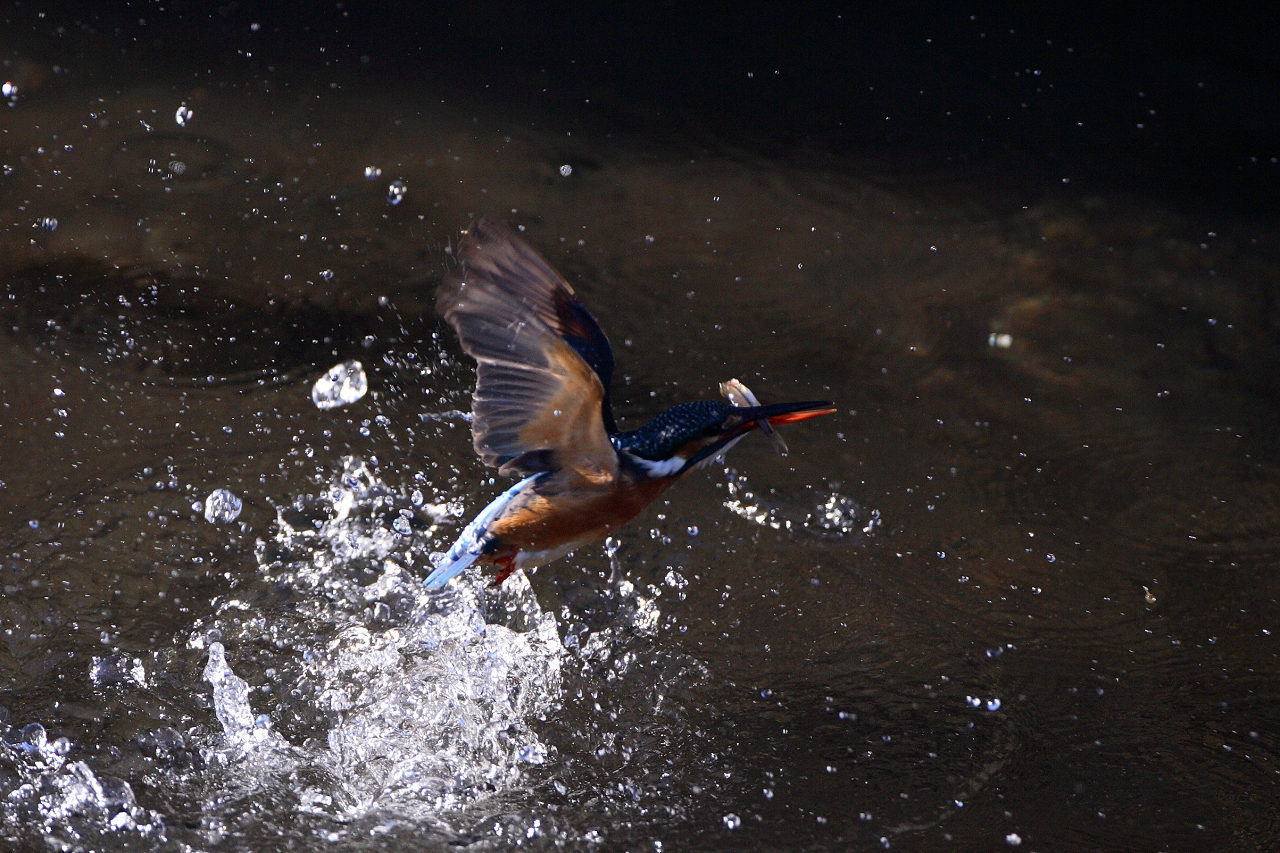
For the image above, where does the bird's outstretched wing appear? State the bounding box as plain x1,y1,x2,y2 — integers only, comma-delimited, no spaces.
438,220,618,481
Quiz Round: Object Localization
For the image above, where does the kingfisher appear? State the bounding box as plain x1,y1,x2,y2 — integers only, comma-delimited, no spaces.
424,220,834,590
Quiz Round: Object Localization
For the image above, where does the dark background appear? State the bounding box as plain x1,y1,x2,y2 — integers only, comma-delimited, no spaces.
9,2,1279,214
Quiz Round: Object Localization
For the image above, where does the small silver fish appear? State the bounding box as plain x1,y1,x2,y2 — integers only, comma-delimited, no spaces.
720,377,789,456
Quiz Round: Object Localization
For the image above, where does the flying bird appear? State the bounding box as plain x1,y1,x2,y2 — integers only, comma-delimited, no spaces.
424,220,834,590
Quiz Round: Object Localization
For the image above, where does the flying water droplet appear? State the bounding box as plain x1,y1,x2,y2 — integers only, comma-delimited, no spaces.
2,81,18,106
312,360,368,409
203,488,243,524
175,103,194,127
385,179,407,205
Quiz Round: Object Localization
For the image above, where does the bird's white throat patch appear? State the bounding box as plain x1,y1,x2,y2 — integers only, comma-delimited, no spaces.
625,452,686,478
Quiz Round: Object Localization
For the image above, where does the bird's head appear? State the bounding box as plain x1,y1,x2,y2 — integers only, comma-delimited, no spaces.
614,399,835,478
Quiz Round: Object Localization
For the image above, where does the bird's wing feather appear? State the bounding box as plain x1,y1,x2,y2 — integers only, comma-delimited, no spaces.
438,220,618,481
451,220,615,412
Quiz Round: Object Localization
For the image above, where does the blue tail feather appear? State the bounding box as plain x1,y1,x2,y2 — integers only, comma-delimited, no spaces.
423,474,542,591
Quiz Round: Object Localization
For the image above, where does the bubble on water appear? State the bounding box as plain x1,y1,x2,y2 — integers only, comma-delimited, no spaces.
966,694,1002,712
558,164,573,177
312,360,368,410
363,165,382,180
175,103,194,126
391,511,413,535
203,488,243,524
21,722,47,752
386,179,407,205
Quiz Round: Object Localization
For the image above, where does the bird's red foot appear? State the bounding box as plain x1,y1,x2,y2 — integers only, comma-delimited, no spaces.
490,553,518,587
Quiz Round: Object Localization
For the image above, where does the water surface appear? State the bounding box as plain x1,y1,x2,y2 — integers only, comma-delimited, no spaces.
2,26,1280,853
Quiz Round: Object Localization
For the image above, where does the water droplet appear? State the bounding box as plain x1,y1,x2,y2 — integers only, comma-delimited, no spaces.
21,722,47,750
558,164,573,177
386,179,407,205
203,489,243,524
2,81,18,106
175,103,194,127
34,216,57,231
985,697,1002,712
318,269,335,282
312,360,368,409
363,165,382,180
722,813,741,830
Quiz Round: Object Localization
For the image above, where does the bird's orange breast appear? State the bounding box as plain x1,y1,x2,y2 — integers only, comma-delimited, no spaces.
487,470,674,556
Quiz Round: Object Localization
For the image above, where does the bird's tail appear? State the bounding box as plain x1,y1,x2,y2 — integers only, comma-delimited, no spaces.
423,474,541,591
423,544,481,590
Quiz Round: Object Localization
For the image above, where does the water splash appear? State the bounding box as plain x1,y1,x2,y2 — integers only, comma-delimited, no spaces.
0,709,166,849
722,468,877,539
204,642,280,745
188,457,564,824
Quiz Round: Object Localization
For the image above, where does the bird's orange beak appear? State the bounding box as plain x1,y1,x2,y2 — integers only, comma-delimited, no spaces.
762,404,838,426
721,400,836,438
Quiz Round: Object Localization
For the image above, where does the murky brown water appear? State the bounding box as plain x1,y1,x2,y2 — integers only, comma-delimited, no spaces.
3,11,1280,852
